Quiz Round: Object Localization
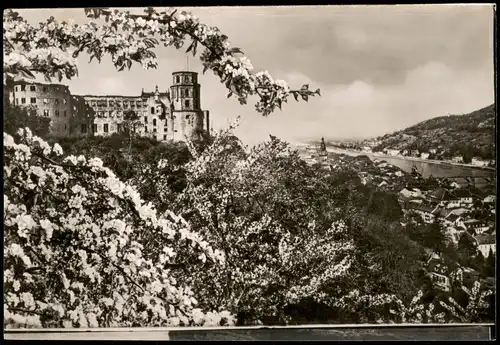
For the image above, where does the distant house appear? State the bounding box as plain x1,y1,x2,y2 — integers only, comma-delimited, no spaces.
412,204,438,223
474,234,496,257
429,148,437,154
410,188,424,198
388,149,400,156
452,156,464,163
471,157,489,167
464,220,490,235
449,189,474,207
446,199,462,209
462,267,481,284
450,267,464,285
483,195,496,204
427,257,451,292
430,187,450,203
402,149,409,156
410,150,420,157
445,213,465,229
378,181,388,188
420,152,430,160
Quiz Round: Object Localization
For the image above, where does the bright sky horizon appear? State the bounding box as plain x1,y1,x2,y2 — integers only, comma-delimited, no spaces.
14,5,495,145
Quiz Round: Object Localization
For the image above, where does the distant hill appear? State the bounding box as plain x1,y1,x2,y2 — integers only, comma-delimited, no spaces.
369,104,496,162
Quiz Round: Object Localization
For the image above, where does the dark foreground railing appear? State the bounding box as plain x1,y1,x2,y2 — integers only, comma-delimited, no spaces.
4,323,495,341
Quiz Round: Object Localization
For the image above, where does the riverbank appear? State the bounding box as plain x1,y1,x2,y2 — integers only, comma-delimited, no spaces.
326,147,495,172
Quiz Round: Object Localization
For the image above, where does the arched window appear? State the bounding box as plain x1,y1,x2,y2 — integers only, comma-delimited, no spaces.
151,106,155,114
184,100,190,108
176,76,180,83
153,118,157,126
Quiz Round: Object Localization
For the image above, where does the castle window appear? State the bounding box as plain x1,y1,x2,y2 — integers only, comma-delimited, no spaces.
43,109,49,117
145,127,148,132
93,124,98,133
153,119,157,126
104,124,109,133
163,135,167,140
15,86,18,92
153,128,157,133
15,98,19,105
184,100,190,108
55,99,60,105
184,76,190,83
151,106,155,114
30,97,36,104
30,85,36,91
21,97,26,104
144,116,148,123
21,85,26,91
176,76,180,83
55,110,60,117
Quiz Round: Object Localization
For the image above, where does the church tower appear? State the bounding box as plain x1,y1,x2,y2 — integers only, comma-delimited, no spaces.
170,71,208,140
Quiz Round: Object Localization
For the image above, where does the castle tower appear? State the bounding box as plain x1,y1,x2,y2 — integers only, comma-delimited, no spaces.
170,71,207,140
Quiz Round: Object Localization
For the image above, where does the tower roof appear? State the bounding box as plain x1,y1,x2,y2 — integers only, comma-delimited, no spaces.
172,71,198,75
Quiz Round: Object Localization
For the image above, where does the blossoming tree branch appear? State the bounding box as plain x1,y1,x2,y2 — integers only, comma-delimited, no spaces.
3,7,320,116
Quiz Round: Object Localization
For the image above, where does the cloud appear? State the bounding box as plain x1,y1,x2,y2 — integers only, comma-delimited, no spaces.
230,59,494,145
12,6,494,146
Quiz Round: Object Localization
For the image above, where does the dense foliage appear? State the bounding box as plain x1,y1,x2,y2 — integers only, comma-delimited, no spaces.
4,104,51,138
371,104,495,161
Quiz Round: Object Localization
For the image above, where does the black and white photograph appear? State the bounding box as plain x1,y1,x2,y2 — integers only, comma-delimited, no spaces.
3,4,496,341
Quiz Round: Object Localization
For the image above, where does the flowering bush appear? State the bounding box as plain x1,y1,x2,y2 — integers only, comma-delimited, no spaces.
3,128,234,328
439,281,494,323
159,123,358,324
3,7,319,116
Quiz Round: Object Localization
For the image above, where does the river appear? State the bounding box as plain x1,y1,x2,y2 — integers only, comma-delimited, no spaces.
326,147,495,183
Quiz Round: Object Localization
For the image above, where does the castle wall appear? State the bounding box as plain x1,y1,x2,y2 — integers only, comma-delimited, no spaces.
10,81,72,137
7,71,210,142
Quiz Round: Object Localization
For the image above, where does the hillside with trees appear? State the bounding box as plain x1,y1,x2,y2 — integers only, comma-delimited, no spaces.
370,104,495,163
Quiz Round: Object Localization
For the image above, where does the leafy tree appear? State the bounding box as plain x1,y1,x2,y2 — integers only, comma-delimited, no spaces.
483,250,495,277
458,233,478,260
366,191,402,222
4,104,51,138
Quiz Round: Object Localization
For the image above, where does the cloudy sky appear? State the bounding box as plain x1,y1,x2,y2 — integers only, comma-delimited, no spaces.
16,5,495,145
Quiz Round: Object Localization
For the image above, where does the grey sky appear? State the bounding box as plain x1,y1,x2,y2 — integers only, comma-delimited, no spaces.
14,5,495,144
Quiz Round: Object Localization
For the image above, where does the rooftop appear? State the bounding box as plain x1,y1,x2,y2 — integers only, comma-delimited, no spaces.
451,189,473,198
474,234,495,245
172,71,198,75
12,79,70,90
